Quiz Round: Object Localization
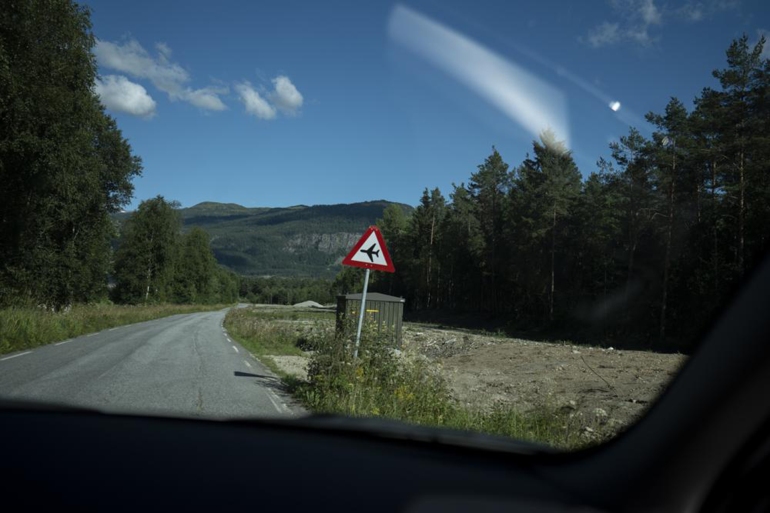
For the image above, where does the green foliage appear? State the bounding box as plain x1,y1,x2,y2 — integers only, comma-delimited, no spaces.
0,0,141,309
0,303,227,355
112,196,181,304
331,267,365,297
112,197,239,305
173,227,218,303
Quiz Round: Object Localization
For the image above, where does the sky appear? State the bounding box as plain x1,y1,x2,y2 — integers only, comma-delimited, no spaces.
85,0,770,210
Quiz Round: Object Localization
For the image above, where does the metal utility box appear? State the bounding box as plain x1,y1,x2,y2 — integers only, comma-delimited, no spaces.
336,292,405,347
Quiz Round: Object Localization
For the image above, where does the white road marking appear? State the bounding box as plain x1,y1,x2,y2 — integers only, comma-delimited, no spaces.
244,360,252,368
87,333,98,337
1,351,32,361
266,391,283,413
232,345,239,353
54,340,72,346
108,327,119,331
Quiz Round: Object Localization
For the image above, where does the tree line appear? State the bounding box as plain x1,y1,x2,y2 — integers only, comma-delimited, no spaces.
362,35,769,352
239,276,336,305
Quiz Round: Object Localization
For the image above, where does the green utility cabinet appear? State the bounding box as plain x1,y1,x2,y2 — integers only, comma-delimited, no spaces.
336,292,405,347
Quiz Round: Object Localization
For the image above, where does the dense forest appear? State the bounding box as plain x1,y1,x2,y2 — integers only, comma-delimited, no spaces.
352,35,769,352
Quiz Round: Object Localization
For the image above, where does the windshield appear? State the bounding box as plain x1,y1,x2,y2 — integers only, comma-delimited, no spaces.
1,0,768,451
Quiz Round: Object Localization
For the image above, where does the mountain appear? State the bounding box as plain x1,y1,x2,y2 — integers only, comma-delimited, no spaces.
116,200,412,278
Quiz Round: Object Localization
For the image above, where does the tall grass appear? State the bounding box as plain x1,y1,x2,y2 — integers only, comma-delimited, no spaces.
0,303,229,355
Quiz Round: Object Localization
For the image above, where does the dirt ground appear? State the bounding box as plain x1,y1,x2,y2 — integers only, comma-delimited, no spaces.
261,311,687,434
400,325,687,432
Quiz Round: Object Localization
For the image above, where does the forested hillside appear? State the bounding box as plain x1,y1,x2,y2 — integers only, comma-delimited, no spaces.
361,35,769,352
115,200,413,278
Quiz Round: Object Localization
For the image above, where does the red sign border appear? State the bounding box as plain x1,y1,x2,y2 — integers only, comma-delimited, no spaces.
341,226,395,273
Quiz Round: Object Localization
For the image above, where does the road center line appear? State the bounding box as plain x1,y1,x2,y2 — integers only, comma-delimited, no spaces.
232,345,239,353
1,351,32,361
244,360,252,368
55,340,72,346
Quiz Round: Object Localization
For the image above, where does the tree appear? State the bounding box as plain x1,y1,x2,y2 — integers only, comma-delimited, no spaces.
405,188,447,309
513,131,581,321
375,203,410,297
0,0,141,308
709,35,767,277
468,149,511,313
440,184,483,310
174,227,217,303
646,97,691,342
112,197,181,304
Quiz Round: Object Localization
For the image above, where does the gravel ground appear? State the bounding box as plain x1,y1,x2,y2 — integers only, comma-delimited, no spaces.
401,325,687,433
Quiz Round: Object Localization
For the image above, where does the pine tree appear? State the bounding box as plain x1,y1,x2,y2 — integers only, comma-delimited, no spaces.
513,131,581,321
646,98,691,342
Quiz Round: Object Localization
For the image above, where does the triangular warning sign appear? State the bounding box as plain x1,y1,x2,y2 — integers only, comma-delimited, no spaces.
342,226,395,273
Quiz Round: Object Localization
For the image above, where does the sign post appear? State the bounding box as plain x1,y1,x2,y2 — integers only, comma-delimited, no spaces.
341,226,395,358
353,269,370,359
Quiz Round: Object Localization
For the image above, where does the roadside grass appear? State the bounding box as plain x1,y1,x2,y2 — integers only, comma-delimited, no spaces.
223,307,334,377
0,303,230,356
224,308,609,450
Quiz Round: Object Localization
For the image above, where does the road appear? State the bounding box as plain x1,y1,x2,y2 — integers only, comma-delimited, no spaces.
0,309,301,419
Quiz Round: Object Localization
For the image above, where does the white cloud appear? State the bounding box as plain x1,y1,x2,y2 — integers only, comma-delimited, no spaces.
587,22,621,48
184,86,229,111
95,38,227,111
639,0,661,25
235,82,276,120
94,75,156,118
583,0,667,48
679,4,704,21
677,1,739,22
270,76,304,114
155,42,172,61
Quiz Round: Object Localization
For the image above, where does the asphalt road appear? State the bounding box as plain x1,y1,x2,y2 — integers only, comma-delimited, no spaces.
0,309,301,419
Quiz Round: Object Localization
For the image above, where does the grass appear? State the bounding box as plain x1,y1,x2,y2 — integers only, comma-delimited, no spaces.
0,303,230,356
224,307,611,450
224,306,335,376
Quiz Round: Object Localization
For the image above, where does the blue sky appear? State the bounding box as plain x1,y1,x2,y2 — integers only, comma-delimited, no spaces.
86,0,769,210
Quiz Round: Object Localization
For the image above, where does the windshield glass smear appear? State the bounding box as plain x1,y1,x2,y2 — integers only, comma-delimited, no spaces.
0,0,768,451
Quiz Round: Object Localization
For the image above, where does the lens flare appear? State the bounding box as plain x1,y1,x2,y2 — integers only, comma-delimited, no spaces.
388,5,570,149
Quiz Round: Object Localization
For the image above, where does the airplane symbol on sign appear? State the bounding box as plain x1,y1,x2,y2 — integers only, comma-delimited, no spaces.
359,243,380,262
